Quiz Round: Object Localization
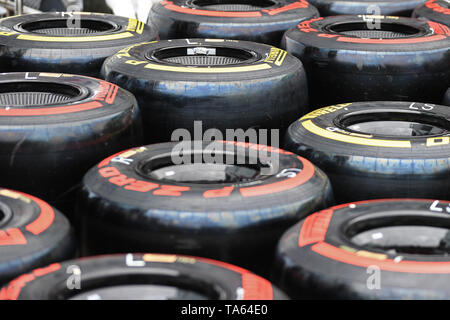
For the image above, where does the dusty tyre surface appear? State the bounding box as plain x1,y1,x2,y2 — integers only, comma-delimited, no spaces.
282,15,450,107
284,101,450,203
0,72,143,216
413,0,450,27
275,199,450,300
78,141,333,275
0,12,158,77
148,0,319,46
101,39,309,144
0,188,75,286
1,253,288,300
307,0,427,16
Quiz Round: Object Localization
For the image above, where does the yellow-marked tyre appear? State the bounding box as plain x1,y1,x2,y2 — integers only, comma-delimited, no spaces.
0,12,158,77
101,39,309,143
284,101,450,203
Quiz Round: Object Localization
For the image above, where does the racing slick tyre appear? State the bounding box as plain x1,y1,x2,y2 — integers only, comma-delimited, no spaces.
0,188,75,286
284,101,450,203
413,0,450,27
274,199,450,299
444,88,450,105
147,0,320,46
0,12,158,77
307,0,427,16
0,73,143,218
101,39,309,144
0,253,288,300
282,15,450,108
78,141,333,275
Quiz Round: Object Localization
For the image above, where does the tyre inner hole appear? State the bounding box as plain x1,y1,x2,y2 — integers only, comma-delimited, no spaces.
150,46,255,66
328,22,421,38
339,111,450,137
192,0,276,11
346,215,450,255
19,19,117,36
0,202,12,228
70,284,209,300
65,273,221,300
139,153,271,184
0,82,81,107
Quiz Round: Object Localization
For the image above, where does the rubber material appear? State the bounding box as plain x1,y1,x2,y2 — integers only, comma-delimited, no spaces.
0,253,288,300
284,101,450,203
78,141,333,275
0,188,75,285
282,15,450,107
0,12,158,77
148,0,319,46
413,0,450,27
307,0,427,16
101,39,309,144
275,199,450,299
0,72,143,217
444,88,450,105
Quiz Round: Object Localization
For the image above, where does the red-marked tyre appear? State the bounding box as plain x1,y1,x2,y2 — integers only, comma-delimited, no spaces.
0,12,158,77
0,188,75,285
77,141,333,275
413,0,450,27
0,253,288,300
148,0,319,46
0,73,143,217
274,199,450,299
282,15,450,107
307,0,427,16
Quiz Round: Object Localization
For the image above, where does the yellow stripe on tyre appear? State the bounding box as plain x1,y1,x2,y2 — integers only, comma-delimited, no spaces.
144,63,272,73
17,32,134,42
302,120,412,148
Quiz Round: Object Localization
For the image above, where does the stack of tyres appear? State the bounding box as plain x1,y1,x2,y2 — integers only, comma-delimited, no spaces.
284,101,450,203
0,73,143,218
0,13,158,77
282,15,450,107
78,141,333,276
0,254,288,300
413,0,450,26
148,0,320,46
307,0,427,16
101,39,309,144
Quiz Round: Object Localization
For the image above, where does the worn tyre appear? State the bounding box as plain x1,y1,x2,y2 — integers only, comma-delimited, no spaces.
148,0,319,46
413,0,450,27
101,39,309,144
0,253,287,300
282,15,450,107
307,0,426,16
275,199,450,299
0,12,158,77
0,188,75,285
78,141,333,275
0,72,143,216
284,101,450,203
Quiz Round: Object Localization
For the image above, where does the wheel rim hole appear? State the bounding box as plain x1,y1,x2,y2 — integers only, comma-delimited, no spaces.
20,19,117,36
328,22,421,38
339,112,450,137
192,0,276,11
347,216,450,255
0,82,82,107
150,46,255,66
139,153,270,184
